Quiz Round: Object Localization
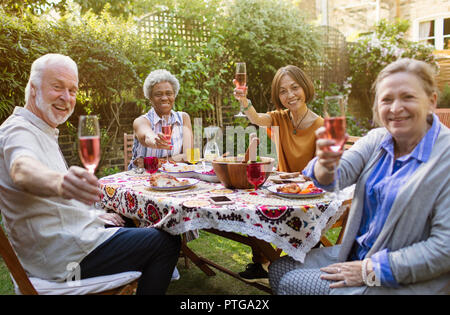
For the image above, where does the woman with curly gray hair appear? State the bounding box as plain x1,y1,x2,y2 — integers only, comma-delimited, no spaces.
129,69,193,168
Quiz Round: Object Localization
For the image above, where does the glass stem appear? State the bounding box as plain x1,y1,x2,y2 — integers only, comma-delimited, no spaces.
334,162,340,200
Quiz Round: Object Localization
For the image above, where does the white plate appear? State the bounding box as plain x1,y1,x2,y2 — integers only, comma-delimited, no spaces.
269,174,306,184
159,163,201,178
267,184,325,199
194,170,220,183
145,178,199,191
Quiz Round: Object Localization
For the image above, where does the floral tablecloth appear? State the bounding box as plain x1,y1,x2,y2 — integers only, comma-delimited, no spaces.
99,171,352,263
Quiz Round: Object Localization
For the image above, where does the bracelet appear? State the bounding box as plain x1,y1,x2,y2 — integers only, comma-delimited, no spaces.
242,99,253,111
362,258,378,287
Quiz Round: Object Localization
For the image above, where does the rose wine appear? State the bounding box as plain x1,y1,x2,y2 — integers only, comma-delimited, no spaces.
324,117,346,152
79,136,100,173
144,156,159,174
246,163,266,190
235,73,247,89
162,125,172,149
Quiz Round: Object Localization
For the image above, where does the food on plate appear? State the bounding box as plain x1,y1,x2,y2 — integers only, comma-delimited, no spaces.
279,172,301,179
276,182,323,194
161,163,196,172
201,169,216,175
149,173,189,187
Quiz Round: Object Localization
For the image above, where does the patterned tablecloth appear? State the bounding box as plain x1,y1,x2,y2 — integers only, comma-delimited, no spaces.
99,171,353,263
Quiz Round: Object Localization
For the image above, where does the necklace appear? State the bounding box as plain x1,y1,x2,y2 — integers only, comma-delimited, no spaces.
291,109,309,135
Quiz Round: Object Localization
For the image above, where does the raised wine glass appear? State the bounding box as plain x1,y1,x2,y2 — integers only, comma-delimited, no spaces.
234,62,247,118
78,115,101,174
161,115,173,164
246,162,266,191
323,95,347,200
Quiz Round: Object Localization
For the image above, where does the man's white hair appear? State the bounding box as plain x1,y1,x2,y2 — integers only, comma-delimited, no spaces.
143,69,180,99
25,53,78,104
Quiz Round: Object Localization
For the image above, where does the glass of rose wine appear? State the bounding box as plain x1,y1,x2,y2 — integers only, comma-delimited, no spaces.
78,115,100,174
144,156,159,174
323,95,347,200
162,115,173,163
246,162,266,191
234,62,247,118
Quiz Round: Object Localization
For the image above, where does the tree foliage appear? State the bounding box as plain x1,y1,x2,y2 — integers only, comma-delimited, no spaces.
222,0,322,111
348,19,437,112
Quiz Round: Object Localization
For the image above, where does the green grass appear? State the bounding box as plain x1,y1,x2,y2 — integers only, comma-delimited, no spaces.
1,229,340,295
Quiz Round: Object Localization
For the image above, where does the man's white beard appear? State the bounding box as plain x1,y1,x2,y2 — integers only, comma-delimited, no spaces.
35,89,73,126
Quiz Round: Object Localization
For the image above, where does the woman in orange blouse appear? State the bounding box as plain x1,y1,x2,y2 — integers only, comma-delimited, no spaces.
233,65,324,283
234,65,323,172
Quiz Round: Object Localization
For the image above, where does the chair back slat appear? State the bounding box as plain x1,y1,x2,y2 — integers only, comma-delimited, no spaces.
0,224,37,294
123,133,134,170
344,135,361,150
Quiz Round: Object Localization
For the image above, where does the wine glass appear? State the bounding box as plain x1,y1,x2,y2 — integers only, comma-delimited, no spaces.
234,62,247,118
323,95,347,200
246,162,266,191
161,115,173,164
144,156,159,174
187,148,200,165
78,115,100,174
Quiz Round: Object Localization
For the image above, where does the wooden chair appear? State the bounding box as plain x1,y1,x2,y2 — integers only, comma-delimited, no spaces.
320,199,351,247
122,133,190,268
123,133,134,170
0,219,140,295
344,135,361,150
436,108,450,128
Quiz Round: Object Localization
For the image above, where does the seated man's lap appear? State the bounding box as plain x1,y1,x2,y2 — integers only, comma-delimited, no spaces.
79,227,181,279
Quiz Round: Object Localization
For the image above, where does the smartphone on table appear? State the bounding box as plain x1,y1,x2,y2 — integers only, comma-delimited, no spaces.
209,196,234,205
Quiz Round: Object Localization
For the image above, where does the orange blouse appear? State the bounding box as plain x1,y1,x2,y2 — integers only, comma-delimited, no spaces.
268,109,324,173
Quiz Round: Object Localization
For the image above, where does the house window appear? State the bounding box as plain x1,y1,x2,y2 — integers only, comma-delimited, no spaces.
416,16,450,50
444,18,450,49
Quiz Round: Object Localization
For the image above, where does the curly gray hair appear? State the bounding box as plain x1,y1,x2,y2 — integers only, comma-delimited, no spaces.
143,69,180,99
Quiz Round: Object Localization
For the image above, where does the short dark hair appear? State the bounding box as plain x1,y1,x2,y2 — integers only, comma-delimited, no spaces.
271,65,315,110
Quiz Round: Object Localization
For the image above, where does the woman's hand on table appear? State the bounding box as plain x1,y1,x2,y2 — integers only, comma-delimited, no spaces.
99,212,126,227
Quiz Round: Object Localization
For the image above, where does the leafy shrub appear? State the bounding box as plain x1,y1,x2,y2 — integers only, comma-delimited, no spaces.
438,84,450,108
348,19,437,113
222,0,322,112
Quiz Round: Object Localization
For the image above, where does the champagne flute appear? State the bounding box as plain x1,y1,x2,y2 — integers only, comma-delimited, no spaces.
78,115,101,174
234,62,247,118
161,115,173,163
246,162,266,191
323,95,347,200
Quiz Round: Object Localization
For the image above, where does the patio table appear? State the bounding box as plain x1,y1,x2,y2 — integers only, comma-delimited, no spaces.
98,170,352,292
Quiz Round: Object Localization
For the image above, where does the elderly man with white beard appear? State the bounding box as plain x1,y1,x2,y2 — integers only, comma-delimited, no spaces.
0,53,181,294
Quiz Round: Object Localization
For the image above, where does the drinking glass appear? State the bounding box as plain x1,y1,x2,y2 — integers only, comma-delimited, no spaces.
323,95,347,200
246,162,266,191
187,148,200,165
144,156,159,174
234,62,247,118
78,115,100,174
161,115,173,163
